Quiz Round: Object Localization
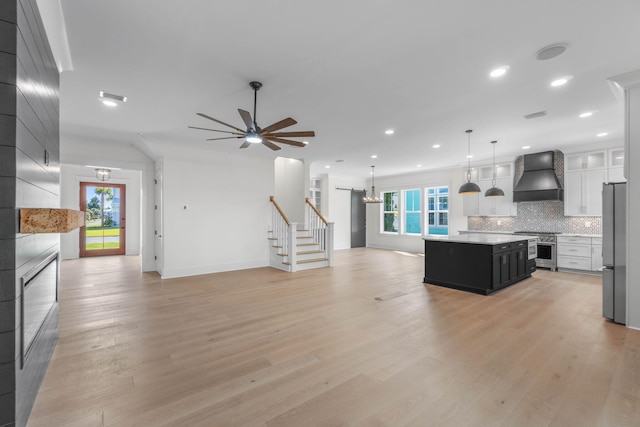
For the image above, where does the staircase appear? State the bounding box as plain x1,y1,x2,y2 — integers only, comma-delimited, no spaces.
269,196,334,272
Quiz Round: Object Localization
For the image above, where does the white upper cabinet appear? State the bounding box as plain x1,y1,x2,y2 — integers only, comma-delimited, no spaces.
566,151,606,171
564,148,622,216
608,148,626,183
462,163,516,216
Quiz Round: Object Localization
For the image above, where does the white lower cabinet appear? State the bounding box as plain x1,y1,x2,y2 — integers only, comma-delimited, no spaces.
557,236,602,272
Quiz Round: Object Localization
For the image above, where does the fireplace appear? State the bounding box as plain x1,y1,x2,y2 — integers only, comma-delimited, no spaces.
20,253,59,367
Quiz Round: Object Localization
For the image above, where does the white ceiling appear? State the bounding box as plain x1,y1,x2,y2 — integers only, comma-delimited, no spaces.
51,0,640,178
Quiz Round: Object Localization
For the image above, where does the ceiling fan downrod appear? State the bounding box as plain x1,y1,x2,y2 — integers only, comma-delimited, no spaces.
249,81,262,129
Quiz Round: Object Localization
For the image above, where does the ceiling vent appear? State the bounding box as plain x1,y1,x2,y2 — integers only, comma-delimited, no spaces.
524,111,547,120
535,44,567,61
99,91,127,102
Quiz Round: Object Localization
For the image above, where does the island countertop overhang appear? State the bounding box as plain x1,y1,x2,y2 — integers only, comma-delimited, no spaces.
423,234,537,245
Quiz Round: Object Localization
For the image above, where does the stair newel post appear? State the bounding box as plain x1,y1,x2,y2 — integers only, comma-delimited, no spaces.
288,223,298,272
326,222,334,266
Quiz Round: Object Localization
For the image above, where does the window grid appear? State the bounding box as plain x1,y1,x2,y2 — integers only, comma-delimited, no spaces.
403,189,421,235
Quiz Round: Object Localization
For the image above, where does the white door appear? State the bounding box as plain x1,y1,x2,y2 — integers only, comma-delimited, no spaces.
154,164,164,274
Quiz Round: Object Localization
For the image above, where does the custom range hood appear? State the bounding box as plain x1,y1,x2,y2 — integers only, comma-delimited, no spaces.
513,151,564,202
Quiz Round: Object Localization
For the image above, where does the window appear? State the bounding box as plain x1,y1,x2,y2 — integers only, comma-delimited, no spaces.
426,186,449,235
309,177,322,213
382,191,398,233
403,189,421,234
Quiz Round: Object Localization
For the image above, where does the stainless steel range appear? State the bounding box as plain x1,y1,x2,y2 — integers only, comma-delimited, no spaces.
514,231,561,271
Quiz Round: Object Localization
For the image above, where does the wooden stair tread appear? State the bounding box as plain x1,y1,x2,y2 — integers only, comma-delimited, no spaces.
283,258,329,265
297,242,319,246
277,250,324,257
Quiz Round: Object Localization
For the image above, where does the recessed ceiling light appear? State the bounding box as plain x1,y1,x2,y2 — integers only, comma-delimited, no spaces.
550,76,572,87
432,144,441,148
579,112,593,118
385,129,394,135
597,132,608,137
466,155,473,159
102,100,118,107
522,145,531,150
490,66,510,78
371,155,378,159
416,164,422,168
325,165,331,169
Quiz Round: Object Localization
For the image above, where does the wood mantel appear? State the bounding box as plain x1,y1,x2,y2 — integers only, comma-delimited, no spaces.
20,208,85,233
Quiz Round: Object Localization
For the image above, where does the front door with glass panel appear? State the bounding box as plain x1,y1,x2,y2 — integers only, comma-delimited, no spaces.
80,182,126,257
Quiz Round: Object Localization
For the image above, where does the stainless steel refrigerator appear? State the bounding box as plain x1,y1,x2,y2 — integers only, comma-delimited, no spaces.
603,182,626,324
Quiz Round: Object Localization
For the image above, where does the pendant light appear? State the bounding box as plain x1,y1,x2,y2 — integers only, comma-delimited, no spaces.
363,165,383,203
485,140,505,197
95,168,111,181
458,129,481,194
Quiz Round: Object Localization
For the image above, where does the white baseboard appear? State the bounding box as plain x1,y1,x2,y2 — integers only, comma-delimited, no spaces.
160,258,269,279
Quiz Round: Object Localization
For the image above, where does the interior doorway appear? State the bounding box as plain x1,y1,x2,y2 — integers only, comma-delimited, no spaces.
79,182,126,257
351,190,366,248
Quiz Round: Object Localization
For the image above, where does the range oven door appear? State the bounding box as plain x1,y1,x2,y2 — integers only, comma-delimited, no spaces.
536,242,556,270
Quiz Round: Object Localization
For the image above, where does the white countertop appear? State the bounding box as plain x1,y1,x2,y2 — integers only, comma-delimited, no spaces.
460,230,602,238
424,234,535,245
558,233,602,238
458,230,514,235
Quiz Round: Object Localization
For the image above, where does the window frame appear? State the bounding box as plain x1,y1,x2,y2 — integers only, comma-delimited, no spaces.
425,186,449,236
381,190,399,234
402,188,422,235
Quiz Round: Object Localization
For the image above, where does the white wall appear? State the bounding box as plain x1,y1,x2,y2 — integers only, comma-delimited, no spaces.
60,137,156,271
366,166,467,253
274,157,305,224
156,142,274,278
325,175,367,250
60,164,142,260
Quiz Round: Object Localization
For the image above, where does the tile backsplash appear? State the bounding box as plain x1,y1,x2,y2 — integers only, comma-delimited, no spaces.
468,200,602,235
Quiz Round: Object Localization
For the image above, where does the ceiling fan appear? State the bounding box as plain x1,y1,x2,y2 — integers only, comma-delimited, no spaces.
189,81,315,151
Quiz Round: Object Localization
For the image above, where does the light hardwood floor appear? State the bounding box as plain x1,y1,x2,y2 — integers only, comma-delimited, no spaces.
27,249,640,426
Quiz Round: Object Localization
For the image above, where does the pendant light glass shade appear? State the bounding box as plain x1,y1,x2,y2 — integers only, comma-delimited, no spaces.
485,140,505,197
95,168,111,181
458,129,481,194
363,165,383,203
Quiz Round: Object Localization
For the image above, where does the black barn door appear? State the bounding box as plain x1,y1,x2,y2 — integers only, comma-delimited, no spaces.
351,190,366,248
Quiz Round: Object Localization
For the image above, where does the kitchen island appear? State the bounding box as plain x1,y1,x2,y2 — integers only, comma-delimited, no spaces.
423,234,536,295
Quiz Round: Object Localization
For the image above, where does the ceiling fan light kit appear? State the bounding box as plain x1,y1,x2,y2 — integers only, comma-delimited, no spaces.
190,81,315,151
458,129,481,194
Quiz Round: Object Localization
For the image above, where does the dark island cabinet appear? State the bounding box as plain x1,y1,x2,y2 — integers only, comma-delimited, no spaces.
424,238,534,295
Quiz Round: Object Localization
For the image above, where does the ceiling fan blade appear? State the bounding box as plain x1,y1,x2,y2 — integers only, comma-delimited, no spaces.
197,113,245,133
260,117,297,134
188,126,244,135
239,141,251,149
261,139,282,151
265,136,307,147
206,136,244,141
238,109,254,130
264,131,315,138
